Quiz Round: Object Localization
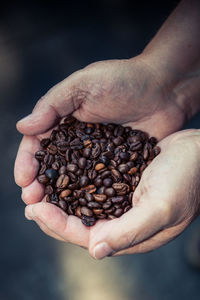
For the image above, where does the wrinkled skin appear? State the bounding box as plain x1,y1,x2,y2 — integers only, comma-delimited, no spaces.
14,57,200,259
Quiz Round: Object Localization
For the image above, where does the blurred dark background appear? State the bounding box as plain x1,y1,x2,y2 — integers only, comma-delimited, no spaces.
0,1,200,299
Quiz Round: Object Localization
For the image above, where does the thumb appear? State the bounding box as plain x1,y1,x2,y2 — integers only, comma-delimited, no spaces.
17,71,84,135
89,195,170,259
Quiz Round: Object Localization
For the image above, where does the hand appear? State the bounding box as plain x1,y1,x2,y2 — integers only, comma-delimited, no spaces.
15,129,200,259
14,56,186,251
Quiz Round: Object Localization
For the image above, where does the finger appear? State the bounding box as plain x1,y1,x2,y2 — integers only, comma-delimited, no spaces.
30,216,65,242
14,136,40,187
25,202,90,248
16,73,83,135
21,179,44,204
89,196,170,259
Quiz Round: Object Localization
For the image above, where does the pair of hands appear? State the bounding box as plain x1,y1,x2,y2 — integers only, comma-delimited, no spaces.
14,56,200,259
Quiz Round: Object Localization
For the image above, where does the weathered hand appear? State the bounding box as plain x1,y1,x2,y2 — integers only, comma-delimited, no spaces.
14,56,187,251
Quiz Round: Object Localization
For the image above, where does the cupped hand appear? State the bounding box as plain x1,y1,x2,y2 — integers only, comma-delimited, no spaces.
14,56,190,253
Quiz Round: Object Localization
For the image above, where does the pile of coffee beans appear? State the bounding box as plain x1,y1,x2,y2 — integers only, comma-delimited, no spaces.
35,115,160,226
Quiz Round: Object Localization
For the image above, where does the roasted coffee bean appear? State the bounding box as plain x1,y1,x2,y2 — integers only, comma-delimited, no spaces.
56,175,70,189
105,187,115,197
93,209,103,215
112,183,130,195
96,186,106,194
59,200,67,211
93,194,107,202
85,192,94,202
45,185,54,194
113,136,124,146
100,170,111,179
36,115,161,226
80,185,96,193
81,215,96,226
81,206,93,217
39,164,47,175
111,196,125,204
60,189,71,198
118,164,129,174
47,144,57,155
79,198,87,206
102,201,112,209
75,206,82,218
79,176,90,187
94,177,103,187
111,169,121,182
103,178,113,187
45,169,58,180
95,163,105,171
78,157,87,169
87,201,102,209
35,150,46,161
66,163,78,173
99,155,110,166
119,152,130,161
114,208,124,217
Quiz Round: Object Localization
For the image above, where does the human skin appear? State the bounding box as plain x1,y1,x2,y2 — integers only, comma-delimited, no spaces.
14,0,200,258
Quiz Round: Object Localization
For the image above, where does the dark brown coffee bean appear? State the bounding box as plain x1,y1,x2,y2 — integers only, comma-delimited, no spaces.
59,200,67,211
96,186,106,194
93,209,103,215
104,207,115,214
97,213,107,219
75,169,83,176
112,183,130,195
128,167,138,175
85,192,94,202
100,170,111,179
47,144,57,155
68,172,77,182
93,194,107,202
60,189,71,198
78,157,87,169
66,163,78,173
119,152,130,161
45,185,53,194
56,175,69,188
113,136,124,146
35,150,46,161
71,200,79,210
130,142,142,151
114,208,123,217
45,169,58,179
83,147,92,158
39,164,47,175
105,187,116,197
68,182,80,190
111,169,122,182
99,155,110,166
91,143,101,159
153,146,161,156
118,164,129,174
79,198,87,206
81,206,93,217
40,138,50,148
94,177,103,187
79,176,90,187
73,190,85,199
111,196,125,204
102,201,112,209
124,205,131,213
103,178,113,187
37,174,49,184
81,215,96,226
87,201,102,209
80,185,96,193
75,206,82,218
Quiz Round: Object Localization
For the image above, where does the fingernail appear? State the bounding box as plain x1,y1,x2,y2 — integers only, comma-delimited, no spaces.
18,114,32,123
93,242,113,260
